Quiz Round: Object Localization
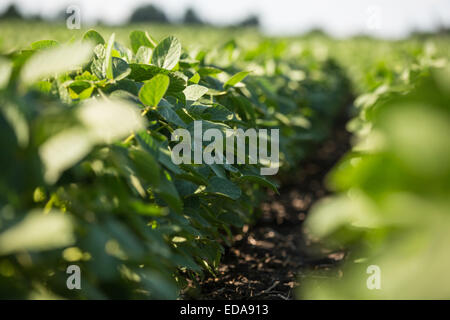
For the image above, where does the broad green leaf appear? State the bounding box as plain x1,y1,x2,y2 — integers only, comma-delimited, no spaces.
207,104,234,121
208,164,227,179
0,210,74,255
156,171,183,213
224,71,250,88
206,88,227,96
174,178,198,197
113,42,132,61
139,74,170,107
67,80,91,92
184,84,208,102
136,132,182,174
67,80,94,100
157,99,187,128
31,40,59,50
238,175,279,193
105,33,116,80
172,253,202,272
135,46,152,64
187,120,231,136
205,177,241,200
151,36,181,70
189,72,200,84
139,270,178,300
91,56,105,79
82,30,105,45
77,98,146,144
21,42,93,85
0,58,12,89
129,64,186,93
129,63,169,81
198,67,223,77
219,211,244,228
168,71,188,93
39,127,93,183
129,30,156,54
128,148,160,187
111,57,131,80
1,102,29,147
129,201,166,217
136,131,159,157
189,103,233,121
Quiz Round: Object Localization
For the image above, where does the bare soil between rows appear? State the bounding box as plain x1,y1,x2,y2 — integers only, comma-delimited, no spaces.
185,110,352,300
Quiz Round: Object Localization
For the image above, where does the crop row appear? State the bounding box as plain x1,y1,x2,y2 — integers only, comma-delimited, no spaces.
0,30,350,299
302,40,450,299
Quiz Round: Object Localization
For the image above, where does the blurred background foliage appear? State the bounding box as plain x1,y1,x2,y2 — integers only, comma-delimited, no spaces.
301,43,450,299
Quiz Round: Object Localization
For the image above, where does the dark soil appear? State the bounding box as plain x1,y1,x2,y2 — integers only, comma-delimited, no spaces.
191,111,352,300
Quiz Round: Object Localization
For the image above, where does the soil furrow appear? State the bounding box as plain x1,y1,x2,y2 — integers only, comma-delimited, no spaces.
193,111,352,300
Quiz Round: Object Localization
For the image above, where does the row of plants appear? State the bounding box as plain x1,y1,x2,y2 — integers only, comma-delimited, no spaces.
302,40,450,298
0,30,350,298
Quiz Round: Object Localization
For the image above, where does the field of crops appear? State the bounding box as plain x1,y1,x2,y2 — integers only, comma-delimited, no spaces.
0,21,449,300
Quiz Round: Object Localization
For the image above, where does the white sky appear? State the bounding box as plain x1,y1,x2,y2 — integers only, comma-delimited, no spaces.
1,0,449,38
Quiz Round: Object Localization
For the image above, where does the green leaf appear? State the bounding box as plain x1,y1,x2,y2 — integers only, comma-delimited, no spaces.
135,46,152,64
198,67,223,77
156,171,183,213
82,30,105,46
208,164,227,179
0,58,12,89
129,64,186,93
157,99,187,128
0,210,74,255
129,63,169,81
105,33,116,80
189,72,200,84
114,42,132,61
136,132,182,174
129,30,156,54
205,177,241,200
174,179,198,197
21,42,93,85
184,84,208,102
128,148,160,187
224,71,250,88
167,71,188,94
139,270,178,300
189,103,233,121
172,253,202,272
39,127,93,183
128,201,166,217
67,80,93,99
31,40,59,50
77,98,146,144
219,211,244,228
238,175,279,193
151,36,181,70
139,74,170,107
111,57,131,81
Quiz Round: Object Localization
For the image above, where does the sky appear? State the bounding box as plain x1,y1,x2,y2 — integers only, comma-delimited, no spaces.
1,0,449,38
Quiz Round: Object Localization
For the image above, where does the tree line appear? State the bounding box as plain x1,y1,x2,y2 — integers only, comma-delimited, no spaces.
0,4,260,28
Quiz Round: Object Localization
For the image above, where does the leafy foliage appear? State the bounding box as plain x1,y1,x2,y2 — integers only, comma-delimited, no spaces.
302,42,450,299
0,29,349,299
